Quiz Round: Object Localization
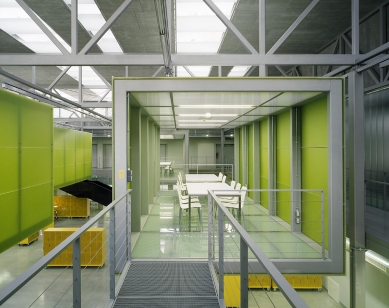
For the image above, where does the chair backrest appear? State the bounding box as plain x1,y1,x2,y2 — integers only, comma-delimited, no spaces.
222,175,226,183
218,172,223,179
240,186,247,208
235,182,241,190
230,180,236,188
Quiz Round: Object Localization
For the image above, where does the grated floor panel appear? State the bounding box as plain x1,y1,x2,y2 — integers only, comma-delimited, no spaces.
114,261,220,308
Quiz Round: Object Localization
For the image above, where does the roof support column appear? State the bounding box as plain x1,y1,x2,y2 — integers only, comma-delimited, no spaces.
71,0,78,55
259,0,266,76
348,70,366,308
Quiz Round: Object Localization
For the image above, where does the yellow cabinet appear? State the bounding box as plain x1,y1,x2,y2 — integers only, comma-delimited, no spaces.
272,275,322,291
19,232,39,245
248,275,271,290
43,228,106,267
54,196,90,218
224,275,240,308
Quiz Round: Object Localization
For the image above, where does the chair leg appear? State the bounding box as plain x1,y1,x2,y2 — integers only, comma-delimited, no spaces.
179,208,182,226
198,208,202,230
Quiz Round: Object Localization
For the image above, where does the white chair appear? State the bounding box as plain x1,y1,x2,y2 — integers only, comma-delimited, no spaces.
177,186,202,228
222,186,247,216
230,180,236,188
218,172,223,180
178,172,187,191
235,182,242,190
176,181,199,203
222,175,226,183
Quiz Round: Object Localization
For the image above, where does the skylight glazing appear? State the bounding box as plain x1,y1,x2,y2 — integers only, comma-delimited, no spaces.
176,0,237,77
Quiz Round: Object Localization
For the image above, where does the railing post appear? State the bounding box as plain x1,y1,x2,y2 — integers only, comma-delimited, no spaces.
73,238,81,308
110,207,115,300
240,237,248,308
321,190,325,259
218,206,224,301
208,192,213,262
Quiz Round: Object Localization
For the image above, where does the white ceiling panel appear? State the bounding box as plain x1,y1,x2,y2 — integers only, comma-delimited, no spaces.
173,92,280,106
233,115,264,122
151,116,175,122
174,107,246,115
245,106,286,116
143,107,173,116
263,92,324,107
132,92,171,107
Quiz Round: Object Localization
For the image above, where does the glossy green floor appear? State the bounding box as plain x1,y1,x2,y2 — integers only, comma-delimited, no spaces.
132,188,323,260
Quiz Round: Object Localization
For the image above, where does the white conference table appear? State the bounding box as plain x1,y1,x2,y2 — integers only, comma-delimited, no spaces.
185,174,222,183
160,162,171,167
186,182,241,231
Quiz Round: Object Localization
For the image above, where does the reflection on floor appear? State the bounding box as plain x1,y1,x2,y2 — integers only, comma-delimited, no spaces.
132,188,342,308
0,190,342,307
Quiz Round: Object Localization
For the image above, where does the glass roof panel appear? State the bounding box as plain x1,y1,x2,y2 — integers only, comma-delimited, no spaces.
176,0,238,77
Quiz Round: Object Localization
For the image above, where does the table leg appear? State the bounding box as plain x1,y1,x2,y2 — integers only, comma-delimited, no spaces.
238,195,242,222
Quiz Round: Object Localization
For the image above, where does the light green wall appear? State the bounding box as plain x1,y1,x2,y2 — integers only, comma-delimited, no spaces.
53,127,92,190
239,128,244,182
276,111,291,223
248,124,254,199
0,89,53,253
161,139,185,164
259,119,269,209
301,98,328,247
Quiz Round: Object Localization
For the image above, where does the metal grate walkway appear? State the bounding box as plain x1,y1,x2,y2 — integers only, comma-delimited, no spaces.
114,261,220,308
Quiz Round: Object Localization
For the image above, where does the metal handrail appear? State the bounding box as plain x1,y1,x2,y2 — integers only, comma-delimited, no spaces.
208,189,319,308
0,189,131,306
365,179,389,186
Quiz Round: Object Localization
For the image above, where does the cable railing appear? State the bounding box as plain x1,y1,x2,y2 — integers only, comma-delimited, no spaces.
0,190,132,308
207,189,326,308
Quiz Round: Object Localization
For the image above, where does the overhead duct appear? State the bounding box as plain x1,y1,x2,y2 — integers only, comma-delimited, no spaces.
154,0,173,76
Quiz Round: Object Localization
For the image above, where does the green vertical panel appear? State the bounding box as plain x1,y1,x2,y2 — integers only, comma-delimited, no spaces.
301,98,328,247
259,119,269,209
0,89,53,253
0,90,21,252
276,111,291,223
75,131,85,180
248,123,254,199
53,128,66,188
141,116,149,215
239,128,243,182
65,129,76,184
84,132,92,178
20,97,53,233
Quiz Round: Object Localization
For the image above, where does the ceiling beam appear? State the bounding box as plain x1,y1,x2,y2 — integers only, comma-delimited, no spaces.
203,0,258,55
91,66,112,89
0,54,359,66
183,66,195,77
71,0,78,55
48,66,71,91
15,0,70,55
267,0,320,55
79,0,134,55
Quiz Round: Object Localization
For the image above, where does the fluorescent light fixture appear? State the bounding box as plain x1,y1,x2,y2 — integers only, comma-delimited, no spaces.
206,134,209,137
160,134,174,139
177,114,238,117
205,112,211,118
178,119,227,123
230,134,233,137
177,124,221,127
176,105,254,109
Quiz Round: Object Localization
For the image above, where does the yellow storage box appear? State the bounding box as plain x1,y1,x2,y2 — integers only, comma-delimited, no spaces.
224,275,240,308
54,196,90,218
248,275,271,290
272,275,322,291
19,231,39,245
43,228,106,267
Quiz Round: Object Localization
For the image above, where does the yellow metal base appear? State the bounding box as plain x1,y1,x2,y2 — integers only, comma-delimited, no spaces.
272,275,322,291
19,232,39,245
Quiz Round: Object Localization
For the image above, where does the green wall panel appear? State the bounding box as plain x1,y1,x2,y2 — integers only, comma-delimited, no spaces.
248,124,254,199
0,89,53,253
259,119,269,208
239,128,243,182
54,127,92,189
276,111,291,223
301,98,329,248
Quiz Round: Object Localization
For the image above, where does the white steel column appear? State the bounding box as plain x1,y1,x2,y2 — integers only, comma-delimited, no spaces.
349,70,366,308
113,82,130,271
